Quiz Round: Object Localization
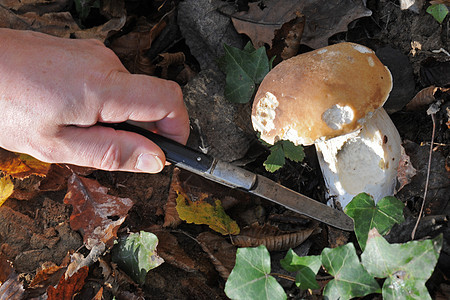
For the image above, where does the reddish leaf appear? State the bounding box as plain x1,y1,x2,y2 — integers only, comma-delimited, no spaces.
64,173,134,249
47,266,89,300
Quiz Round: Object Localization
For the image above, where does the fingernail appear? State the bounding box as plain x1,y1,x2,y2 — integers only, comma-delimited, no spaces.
136,153,164,173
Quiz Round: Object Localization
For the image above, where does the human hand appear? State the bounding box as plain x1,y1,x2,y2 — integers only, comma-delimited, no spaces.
0,28,189,173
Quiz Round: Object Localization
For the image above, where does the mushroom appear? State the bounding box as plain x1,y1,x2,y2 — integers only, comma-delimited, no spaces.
251,42,401,208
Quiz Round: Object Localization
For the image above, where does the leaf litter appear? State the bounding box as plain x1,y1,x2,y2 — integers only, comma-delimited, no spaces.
0,0,449,298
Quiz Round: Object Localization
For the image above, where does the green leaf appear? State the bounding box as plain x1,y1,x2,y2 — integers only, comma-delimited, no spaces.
111,231,164,285
345,193,405,250
426,4,449,23
263,144,285,172
220,42,271,103
322,243,381,299
263,140,304,172
280,249,321,290
361,229,443,300
281,140,305,163
225,245,286,300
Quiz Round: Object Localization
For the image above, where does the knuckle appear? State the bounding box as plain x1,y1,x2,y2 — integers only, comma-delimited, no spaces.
99,142,121,171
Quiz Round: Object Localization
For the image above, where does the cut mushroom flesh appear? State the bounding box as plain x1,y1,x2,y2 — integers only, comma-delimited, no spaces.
315,108,402,208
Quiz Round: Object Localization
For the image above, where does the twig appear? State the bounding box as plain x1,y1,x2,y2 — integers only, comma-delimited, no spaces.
271,273,296,282
411,113,436,240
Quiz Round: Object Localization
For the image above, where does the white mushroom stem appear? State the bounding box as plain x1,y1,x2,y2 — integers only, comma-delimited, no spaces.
315,108,402,208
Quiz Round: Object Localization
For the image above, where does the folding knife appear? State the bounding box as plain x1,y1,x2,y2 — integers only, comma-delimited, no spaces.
104,122,354,231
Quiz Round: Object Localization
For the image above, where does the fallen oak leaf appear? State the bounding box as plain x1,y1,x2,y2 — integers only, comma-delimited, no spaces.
46,266,89,300
63,173,134,250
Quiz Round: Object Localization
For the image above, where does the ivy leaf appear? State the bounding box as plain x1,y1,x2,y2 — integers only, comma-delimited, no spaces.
176,193,240,235
219,42,270,103
280,249,321,290
0,176,14,207
322,243,381,299
426,4,449,23
263,144,285,172
111,231,164,285
225,245,286,300
361,229,443,300
345,193,405,250
263,140,304,172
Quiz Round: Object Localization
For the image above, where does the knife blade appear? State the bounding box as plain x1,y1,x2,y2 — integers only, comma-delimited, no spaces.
103,122,354,231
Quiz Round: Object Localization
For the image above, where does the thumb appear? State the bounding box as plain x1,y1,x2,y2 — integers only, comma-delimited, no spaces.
56,125,166,173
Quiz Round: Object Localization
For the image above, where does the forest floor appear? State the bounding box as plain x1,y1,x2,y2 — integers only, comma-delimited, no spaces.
0,0,449,299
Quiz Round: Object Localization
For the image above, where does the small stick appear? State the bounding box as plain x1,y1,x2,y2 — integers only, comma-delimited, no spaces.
411,113,436,240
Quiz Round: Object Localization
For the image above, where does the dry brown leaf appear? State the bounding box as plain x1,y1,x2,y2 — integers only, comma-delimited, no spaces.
110,16,166,74
63,173,134,249
231,223,317,251
406,86,450,111
157,52,186,78
0,0,69,14
98,258,139,295
72,15,126,41
231,1,302,48
231,0,371,50
154,230,198,272
46,266,89,300
0,7,80,38
163,168,182,228
0,4,124,41
197,232,237,280
397,146,417,192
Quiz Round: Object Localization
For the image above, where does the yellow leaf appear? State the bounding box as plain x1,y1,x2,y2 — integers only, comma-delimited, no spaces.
0,148,51,179
0,176,14,207
176,193,240,235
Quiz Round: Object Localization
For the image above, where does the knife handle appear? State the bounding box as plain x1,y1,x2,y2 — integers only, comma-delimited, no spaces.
101,122,215,173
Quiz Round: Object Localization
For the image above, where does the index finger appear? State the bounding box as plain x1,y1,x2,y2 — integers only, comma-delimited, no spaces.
93,72,190,144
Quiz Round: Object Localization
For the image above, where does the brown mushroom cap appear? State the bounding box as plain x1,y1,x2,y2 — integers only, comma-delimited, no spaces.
251,42,392,146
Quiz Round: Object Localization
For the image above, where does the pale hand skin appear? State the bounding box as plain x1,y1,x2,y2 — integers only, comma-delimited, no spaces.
0,28,190,173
